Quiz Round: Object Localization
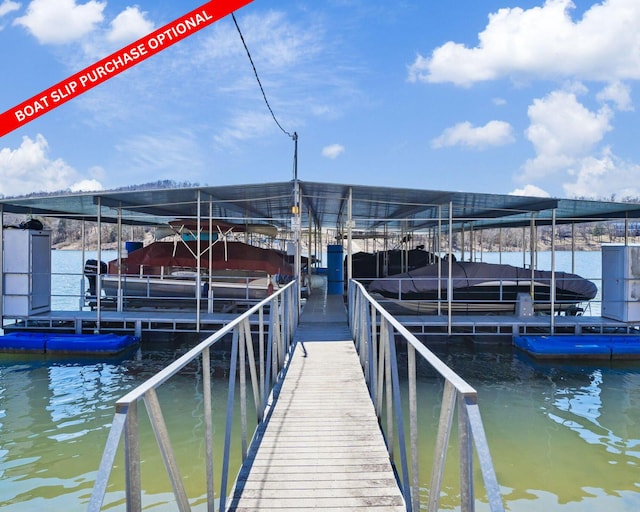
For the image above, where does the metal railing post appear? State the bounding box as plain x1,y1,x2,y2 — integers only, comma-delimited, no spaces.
387,319,412,511
87,281,298,512
349,280,505,512
124,401,141,512
458,394,474,512
408,344,420,512
202,347,215,512
219,326,239,511
429,380,456,512
239,322,248,460
383,319,394,459
143,388,191,512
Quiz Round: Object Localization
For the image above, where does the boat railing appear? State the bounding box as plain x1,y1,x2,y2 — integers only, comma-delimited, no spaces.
93,272,275,310
348,279,505,512
86,280,299,512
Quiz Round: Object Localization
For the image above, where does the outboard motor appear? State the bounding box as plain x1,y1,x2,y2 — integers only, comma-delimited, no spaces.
84,259,107,296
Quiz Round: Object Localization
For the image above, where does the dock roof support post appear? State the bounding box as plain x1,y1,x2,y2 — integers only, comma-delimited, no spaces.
292,132,302,309
347,186,353,282
0,204,3,321
551,209,556,333
196,190,202,331
529,213,536,300
571,222,576,273
96,196,102,332
208,197,214,314
308,206,313,281
521,225,526,267
625,214,629,246
116,204,123,312
437,206,442,316
448,201,453,336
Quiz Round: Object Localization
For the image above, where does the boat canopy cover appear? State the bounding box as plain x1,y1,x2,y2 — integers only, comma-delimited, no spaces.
368,260,598,300
121,240,294,276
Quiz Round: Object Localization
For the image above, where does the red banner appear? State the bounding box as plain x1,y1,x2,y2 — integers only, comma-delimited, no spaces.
0,0,253,138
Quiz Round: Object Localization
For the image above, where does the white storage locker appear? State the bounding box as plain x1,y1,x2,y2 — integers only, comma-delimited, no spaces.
3,229,51,316
601,244,640,322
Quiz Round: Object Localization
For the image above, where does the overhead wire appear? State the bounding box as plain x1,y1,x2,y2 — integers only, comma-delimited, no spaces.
231,12,295,141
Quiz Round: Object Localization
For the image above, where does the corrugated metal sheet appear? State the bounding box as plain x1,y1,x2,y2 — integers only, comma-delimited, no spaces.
1,181,639,233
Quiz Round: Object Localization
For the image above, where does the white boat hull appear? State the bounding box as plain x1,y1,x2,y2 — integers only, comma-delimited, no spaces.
100,274,273,301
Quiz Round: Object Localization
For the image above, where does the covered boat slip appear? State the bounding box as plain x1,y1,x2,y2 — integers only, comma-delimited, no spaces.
3,181,640,340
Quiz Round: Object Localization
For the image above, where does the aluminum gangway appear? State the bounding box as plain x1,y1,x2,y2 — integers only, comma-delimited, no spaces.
225,291,406,511
88,280,505,512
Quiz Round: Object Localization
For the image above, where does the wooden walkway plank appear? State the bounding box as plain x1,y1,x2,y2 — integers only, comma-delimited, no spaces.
227,294,406,511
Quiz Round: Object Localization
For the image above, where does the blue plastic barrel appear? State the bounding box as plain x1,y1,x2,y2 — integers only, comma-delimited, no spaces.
327,244,344,295
125,241,143,253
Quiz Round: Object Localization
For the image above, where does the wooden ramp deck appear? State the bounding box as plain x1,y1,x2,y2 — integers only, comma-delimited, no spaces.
227,292,406,511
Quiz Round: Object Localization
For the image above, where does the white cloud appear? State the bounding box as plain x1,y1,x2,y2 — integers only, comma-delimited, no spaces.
116,131,204,176
14,0,105,44
196,11,351,144
201,11,323,72
0,134,102,195
431,120,514,149
510,184,551,197
521,89,613,181
70,179,102,192
563,148,640,199
322,144,345,159
106,6,153,44
0,1,20,18
213,111,276,149
596,81,633,112
408,0,640,86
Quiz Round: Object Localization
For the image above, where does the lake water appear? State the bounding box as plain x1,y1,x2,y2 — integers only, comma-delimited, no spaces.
1,250,639,511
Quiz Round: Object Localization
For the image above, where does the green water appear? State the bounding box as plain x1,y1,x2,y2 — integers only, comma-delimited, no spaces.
419,344,640,511
0,340,638,511
0,342,250,511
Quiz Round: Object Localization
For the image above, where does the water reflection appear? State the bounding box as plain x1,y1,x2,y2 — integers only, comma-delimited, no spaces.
0,340,639,511
0,356,135,510
0,344,245,512
423,344,640,510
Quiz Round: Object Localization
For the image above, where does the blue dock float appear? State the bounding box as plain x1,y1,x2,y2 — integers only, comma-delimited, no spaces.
513,334,640,360
0,332,139,355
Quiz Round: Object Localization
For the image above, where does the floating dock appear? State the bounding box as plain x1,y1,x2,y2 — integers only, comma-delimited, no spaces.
2,308,250,338
0,331,139,355
514,334,640,360
395,312,640,338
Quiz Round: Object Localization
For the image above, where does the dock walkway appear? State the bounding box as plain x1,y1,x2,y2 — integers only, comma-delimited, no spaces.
227,291,405,511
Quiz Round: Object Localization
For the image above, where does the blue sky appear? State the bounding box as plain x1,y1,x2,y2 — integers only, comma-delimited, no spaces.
1,0,639,200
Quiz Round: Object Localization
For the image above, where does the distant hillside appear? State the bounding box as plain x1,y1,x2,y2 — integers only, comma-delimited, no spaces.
4,216,633,253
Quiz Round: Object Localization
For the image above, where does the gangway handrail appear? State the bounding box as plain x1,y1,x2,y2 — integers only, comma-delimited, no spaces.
87,280,299,512
349,279,505,512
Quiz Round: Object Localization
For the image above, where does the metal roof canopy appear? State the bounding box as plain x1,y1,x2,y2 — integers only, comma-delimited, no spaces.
2,181,640,233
